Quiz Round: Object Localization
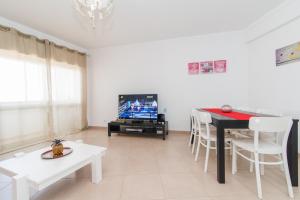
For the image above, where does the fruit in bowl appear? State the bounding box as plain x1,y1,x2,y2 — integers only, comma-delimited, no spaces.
51,139,64,157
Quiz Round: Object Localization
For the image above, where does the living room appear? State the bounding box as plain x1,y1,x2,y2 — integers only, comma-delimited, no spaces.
0,0,300,200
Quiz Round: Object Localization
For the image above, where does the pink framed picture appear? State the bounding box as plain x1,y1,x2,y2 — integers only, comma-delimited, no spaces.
188,62,200,75
200,61,214,73
214,60,227,73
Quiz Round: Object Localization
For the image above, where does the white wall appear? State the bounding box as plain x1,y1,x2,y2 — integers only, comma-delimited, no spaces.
245,0,300,151
247,18,300,114
88,31,248,131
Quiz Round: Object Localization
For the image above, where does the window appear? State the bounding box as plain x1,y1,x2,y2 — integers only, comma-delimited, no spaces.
0,51,48,105
51,61,83,135
51,62,82,105
0,50,85,153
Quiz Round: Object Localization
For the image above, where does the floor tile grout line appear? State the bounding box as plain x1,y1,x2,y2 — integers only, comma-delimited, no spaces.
117,175,125,200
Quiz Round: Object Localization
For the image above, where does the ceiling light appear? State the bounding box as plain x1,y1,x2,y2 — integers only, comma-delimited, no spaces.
74,0,113,28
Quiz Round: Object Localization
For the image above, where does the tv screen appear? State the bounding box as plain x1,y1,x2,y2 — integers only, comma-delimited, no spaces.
118,94,158,120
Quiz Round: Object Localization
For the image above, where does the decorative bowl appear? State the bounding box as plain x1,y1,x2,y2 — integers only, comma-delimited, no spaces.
221,105,232,113
41,147,73,159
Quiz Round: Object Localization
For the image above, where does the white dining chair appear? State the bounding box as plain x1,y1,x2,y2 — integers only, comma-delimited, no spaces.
189,109,199,154
232,117,294,199
249,109,284,174
194,111,232,172
232,108,281,174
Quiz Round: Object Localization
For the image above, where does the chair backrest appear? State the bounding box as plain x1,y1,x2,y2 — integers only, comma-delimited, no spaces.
254,109,284,143
198,111,212,138
249,117,293,150
191,109,199,132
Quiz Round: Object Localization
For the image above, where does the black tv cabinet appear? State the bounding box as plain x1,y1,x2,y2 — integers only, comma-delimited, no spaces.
108,120,168,140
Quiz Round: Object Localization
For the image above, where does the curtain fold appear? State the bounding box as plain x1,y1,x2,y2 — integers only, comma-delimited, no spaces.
48,42,88,130
0,27,46,59
50,43,86,68
0,25,88,154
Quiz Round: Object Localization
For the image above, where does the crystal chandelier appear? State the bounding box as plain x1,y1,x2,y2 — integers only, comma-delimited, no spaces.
74,0,113,28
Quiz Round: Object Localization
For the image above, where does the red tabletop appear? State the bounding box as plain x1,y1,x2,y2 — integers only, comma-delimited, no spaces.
202,108,255,120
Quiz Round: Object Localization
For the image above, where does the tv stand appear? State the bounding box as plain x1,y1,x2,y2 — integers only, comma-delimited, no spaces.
108,119,168,140
131,119,144,124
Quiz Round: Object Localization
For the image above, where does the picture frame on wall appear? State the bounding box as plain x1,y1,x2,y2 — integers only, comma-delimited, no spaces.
188,62,200,75
214,60,227,73
276,41,300,66
200,61,214,73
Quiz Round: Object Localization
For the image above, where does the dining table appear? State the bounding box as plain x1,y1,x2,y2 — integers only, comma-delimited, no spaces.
195,108,298,187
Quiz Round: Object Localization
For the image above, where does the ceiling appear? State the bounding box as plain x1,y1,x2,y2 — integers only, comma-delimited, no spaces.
0,0,285,49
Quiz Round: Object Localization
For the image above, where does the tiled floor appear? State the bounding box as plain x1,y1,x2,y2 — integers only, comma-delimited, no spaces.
0,127,299,200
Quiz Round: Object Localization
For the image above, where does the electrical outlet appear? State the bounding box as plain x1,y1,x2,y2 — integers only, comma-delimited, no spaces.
163,108,167,113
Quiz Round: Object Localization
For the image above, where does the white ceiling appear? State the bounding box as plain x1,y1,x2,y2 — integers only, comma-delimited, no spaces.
0,0,285,48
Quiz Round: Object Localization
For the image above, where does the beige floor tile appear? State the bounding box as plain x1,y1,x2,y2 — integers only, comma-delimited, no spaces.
157,157,194,174
33,176,123,200
121,174,165,199
199,175,254,197
102,155,130,177
121,197,165,200
167,198,211,200
210,195,257,200
161,173,208,199
227,169,296,200
0,128,299,200
125,155,159,175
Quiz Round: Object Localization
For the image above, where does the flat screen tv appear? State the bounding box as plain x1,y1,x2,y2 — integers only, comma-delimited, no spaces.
118,94,158,120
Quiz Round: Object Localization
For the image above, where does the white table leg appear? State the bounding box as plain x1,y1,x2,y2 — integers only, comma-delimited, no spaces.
91,155,102,184
12,175,29,200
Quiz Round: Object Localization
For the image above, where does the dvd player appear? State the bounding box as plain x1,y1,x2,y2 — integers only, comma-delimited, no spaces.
125,128,143,132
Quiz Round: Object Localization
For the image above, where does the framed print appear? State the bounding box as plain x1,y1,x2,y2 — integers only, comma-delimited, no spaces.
214,60,226,73
276,41,300,66
200,61,213,73
188,62,199,75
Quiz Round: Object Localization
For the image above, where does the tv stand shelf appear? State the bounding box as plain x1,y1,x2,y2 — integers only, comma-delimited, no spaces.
108,120,168,140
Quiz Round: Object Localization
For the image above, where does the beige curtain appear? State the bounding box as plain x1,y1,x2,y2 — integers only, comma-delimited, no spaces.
0,26,46,59
49,43,88,129
0,25,87,154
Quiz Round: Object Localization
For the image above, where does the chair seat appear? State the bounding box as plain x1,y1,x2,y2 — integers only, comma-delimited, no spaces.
230,129,253,139
232,138,282,154
201,131,232,142
195,125,216,135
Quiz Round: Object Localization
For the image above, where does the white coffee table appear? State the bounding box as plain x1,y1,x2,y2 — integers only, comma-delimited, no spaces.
0,141,106,200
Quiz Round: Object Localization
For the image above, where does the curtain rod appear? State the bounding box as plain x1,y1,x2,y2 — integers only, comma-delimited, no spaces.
0,24,86,56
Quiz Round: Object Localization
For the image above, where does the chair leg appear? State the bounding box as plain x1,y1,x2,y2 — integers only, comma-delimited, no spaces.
195,136,202,161
215,141,217,155
188,132,193,147
192,135,197,154
282,153,294,198
204,141,210,173
254,153,263,199
260,154,264,176
232,144,237,174
279,154,284,171
250,153,254,173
